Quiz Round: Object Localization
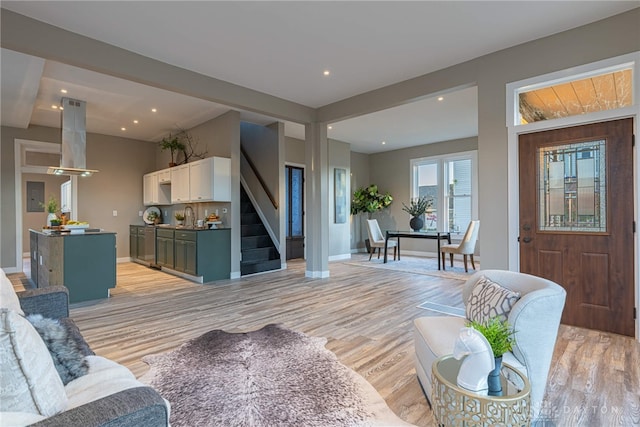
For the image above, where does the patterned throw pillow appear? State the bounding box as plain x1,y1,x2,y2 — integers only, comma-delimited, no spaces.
466,276,521,324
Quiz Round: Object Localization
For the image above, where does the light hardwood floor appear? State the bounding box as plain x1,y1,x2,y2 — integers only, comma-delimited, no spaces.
9,256,640,426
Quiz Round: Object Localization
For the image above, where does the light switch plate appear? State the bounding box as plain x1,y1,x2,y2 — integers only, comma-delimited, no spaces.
113,210,118,216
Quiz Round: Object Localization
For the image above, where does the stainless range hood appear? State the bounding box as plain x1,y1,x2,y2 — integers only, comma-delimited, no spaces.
47,98,98,177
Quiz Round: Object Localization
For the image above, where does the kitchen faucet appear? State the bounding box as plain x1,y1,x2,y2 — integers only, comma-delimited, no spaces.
184,205,195,228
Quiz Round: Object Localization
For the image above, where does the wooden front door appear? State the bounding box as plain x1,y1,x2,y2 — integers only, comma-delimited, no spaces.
519,118,635,336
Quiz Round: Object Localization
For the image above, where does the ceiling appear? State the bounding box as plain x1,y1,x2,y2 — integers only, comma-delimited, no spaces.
1,2,637,154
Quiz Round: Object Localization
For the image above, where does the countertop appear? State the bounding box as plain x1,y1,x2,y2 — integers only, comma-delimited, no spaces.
131,224,228,231
30,228,115,236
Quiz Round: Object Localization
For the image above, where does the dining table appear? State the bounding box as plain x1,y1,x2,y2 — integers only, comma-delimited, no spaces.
384,230,452,269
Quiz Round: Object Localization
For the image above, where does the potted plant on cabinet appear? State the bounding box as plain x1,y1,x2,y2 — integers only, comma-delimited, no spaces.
351,184,393,253
468,316,516,396
159,135,186,167
401,196,433,231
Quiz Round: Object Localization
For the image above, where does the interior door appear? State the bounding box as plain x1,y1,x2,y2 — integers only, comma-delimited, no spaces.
519,118,635,336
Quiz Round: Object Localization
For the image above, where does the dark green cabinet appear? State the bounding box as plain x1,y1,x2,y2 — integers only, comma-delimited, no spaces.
175,232,197,275
156,229,175,268
129,225,145,262
155,228,230,282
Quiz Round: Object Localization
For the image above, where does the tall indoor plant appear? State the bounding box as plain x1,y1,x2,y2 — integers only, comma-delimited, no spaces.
351,184,393,252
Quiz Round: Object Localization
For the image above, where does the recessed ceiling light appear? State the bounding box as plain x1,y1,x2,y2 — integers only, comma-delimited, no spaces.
51,105,58,109
133,120,139,124
328,125,332,130
437,96,444,101
151,108,157,113
60,89,67,94
382,141,386,145
323,70,330,76
121,127,126,131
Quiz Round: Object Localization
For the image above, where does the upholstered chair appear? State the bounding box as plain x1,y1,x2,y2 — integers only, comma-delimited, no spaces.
365,219,397,261
413,270,566,420
441,220,480,272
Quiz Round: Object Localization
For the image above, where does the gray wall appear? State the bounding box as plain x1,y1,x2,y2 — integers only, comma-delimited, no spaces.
349,151,370,251
285,136,305,165
328,139,351,258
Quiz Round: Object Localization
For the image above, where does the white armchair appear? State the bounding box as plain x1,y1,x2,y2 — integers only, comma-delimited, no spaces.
413,270,566,420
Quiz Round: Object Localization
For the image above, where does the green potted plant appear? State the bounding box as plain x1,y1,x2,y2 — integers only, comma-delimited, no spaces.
468,316,516,395
159,135,186,167
147,210,160,225
174,212,185,225
401,196,433,231
350,184,393,216
41,195,59,227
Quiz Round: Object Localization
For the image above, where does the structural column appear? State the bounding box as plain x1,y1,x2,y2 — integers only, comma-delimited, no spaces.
304,122,330,278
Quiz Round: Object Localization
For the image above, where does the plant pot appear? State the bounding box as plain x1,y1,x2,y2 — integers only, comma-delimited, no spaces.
487,356,503,396
409,216,424,232
47,212,58,227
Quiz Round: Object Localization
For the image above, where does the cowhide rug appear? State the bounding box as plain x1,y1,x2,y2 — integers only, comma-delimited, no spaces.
140,324,414,427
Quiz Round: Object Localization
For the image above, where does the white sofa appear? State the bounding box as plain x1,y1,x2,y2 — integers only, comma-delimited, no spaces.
0,268,170,426
414,269,566,420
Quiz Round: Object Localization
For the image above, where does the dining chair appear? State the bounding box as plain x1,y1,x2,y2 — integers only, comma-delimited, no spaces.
365,219,397,261
441,220,479,272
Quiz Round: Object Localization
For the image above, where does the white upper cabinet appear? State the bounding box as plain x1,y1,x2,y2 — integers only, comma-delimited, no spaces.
189,157,231,202
170,164,191,203
157,168,171,184
144,172,171,206
146,157,231,205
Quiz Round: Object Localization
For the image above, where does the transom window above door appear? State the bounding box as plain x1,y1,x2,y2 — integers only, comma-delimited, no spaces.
517,66,633,124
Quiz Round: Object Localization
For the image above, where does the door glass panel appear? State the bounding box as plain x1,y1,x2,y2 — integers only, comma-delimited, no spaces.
285,166,304,238
538,140,606,232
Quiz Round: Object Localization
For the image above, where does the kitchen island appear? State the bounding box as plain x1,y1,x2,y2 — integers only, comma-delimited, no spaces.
29,229,116,303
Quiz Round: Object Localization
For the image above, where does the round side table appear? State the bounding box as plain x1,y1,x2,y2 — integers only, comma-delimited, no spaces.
431,355,531,426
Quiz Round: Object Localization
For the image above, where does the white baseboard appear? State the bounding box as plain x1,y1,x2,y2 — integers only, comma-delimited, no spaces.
305,270,330,278
230,271,241,279
328,253,351,261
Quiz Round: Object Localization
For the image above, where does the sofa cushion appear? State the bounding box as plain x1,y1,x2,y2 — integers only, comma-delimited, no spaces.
26,314,89,385
65,356,151,410
0,308,67,416
466,275,521,324
0,269,24,316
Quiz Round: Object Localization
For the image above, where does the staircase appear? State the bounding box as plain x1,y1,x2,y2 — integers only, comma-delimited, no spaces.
240,187,281,275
